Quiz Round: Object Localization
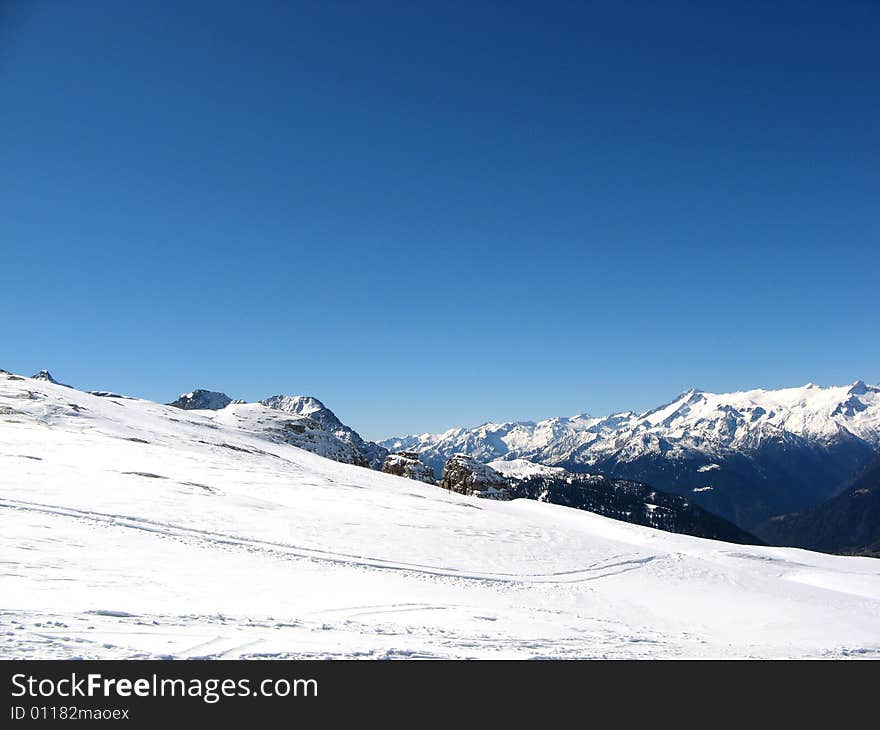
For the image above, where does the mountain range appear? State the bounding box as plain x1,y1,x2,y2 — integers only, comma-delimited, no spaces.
163,385,757,543
382,381,880,530
8,370,879,555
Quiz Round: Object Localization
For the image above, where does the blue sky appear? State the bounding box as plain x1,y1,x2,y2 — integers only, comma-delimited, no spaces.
1,1,878,439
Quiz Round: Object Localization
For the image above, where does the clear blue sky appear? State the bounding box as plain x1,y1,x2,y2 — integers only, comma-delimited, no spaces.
2,1,878,439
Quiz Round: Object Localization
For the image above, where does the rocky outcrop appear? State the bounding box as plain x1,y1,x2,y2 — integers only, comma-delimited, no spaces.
32,370,71,387
440,454,512,499
382,452,436,484
168,389,234,410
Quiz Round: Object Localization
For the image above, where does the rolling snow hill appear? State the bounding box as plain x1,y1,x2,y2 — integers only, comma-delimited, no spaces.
0,374,880,658
165,388,388,469
2,371,880,659
383,382,880,528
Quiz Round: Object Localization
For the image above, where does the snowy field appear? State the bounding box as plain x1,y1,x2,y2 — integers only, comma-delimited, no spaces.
2,374,879,659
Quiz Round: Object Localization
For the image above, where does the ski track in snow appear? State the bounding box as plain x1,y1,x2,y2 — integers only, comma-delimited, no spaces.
2,374,880,659
0,497,656,584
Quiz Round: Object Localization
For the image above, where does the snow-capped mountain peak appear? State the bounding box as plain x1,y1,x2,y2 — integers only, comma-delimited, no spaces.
381,381,880,528
168,389,233,411
260,394,342,427
32,369,70,387
258,394,388,469
849,379,869,395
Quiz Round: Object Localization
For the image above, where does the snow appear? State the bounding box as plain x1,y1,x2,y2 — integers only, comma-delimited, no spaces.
259,394,388,469
2,373,880,659
382,380,880,468
488,458,567,479
261,394,334,421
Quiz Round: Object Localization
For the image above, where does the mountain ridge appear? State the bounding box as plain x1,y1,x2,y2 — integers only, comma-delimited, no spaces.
755,451,880,556
165,388,389,469
382,381,880,528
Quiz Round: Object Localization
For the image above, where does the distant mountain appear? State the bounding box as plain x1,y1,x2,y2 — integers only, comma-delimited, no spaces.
260,395,388,469
382,382,880,529
438,456,760,544
167,389,388,469
204,401,378,467
755,451,880,556
168,389,233,410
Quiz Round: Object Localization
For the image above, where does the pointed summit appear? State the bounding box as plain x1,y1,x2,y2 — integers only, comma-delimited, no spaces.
32,370,71,387
260,395,345,433
849,379,868,395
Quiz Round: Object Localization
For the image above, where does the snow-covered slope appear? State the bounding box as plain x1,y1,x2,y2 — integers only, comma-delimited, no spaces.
2,372,880,659
260,394,388,469
165,389,388,469
209,401,378,467
384,382,880,528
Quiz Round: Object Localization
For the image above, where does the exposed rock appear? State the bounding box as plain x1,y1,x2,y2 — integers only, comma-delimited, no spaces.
32,370,71,387
168,389,234,410
440,454,512,499
382,451,436,484
261,395,388,469
261,395,341,427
